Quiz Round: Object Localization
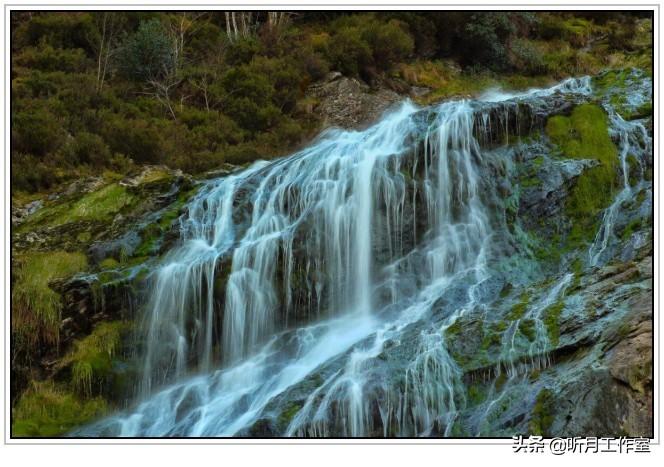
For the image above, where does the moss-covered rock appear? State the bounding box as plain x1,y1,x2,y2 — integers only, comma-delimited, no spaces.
546,104,619,248
542,300,564,347
529,388,555,435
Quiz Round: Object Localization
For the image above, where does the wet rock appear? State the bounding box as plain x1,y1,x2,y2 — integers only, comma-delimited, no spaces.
88,231,142,264
518,155,597,231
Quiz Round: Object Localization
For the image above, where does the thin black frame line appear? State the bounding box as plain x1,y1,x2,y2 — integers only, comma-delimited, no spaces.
3,4,658,445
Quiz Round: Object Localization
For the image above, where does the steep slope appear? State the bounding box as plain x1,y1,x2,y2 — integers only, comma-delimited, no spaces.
25,69,647,438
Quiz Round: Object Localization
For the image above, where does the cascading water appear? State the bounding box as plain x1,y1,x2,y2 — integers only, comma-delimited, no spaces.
75,73,651,437
589,112,652,266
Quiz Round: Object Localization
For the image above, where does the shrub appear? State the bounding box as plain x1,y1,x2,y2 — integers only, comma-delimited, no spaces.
224,37,262,66
11,154,60,192
325,26,372,77
247,56,302,113
363,19,414,71
220,66,280,132
62,132,112,166
100,114,165,164
393,13,438,58
509,38,546,75
12,106,64,157
223,143,261,165
14,44,89,73
15,12,97,51
462,13,516,71
298,47,330,81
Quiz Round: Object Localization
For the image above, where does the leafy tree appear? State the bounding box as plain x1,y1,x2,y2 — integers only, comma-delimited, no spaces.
118,18,175,82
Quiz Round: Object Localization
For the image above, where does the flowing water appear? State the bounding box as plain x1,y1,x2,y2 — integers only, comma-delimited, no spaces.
76,74,651,437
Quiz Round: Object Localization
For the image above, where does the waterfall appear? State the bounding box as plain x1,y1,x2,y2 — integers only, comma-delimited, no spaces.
589,112,652,266
75,75,646,437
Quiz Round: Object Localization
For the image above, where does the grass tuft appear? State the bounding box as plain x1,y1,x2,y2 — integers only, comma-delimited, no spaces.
11,381,107,437
12,251,88,348
63,321,130,396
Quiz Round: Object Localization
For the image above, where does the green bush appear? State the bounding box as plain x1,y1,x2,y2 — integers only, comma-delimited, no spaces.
100,114,165,164
325,26,372,77
62,132,112,166
298,47,330,81
12,154,60,192
509,38,546,75
12,106,64,157
221,66,280,132
363,19,414,71
248,56,302,112
14,44,89,73
463,13,516,71
224,37,262,66
15,12,97,51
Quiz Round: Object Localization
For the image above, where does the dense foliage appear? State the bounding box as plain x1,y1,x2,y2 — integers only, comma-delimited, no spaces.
11,11,651,193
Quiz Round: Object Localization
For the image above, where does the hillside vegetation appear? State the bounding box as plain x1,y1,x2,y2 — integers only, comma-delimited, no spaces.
12,11,651,194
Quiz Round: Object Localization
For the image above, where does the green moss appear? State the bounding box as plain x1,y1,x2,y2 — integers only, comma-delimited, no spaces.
278,402,302,427
626,154,641,186
76,231,92,243
63,184,134,223
12,381,107,437
445,319,464,338
529,388,555,436
12,251,88,347
547,104,619,248
448,420,466,437
24,183,135,230
633,101,652,119
481,325,504,350
542,300,564,347
621,217,644,240
519,318,537,341
495,372,508,392
592,69,631,94
499,282,513,298
467,384,486,405
529,368,541,382
133,187,197,258
99,257,120,269
569,258,584,292
520,176,541,188
593,70,652,119
63,321,130,395
400,60,551,105
138,168,173,185
506,291,531,321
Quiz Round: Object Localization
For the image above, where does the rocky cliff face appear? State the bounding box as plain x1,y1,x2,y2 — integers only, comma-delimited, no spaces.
11,69,653,438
